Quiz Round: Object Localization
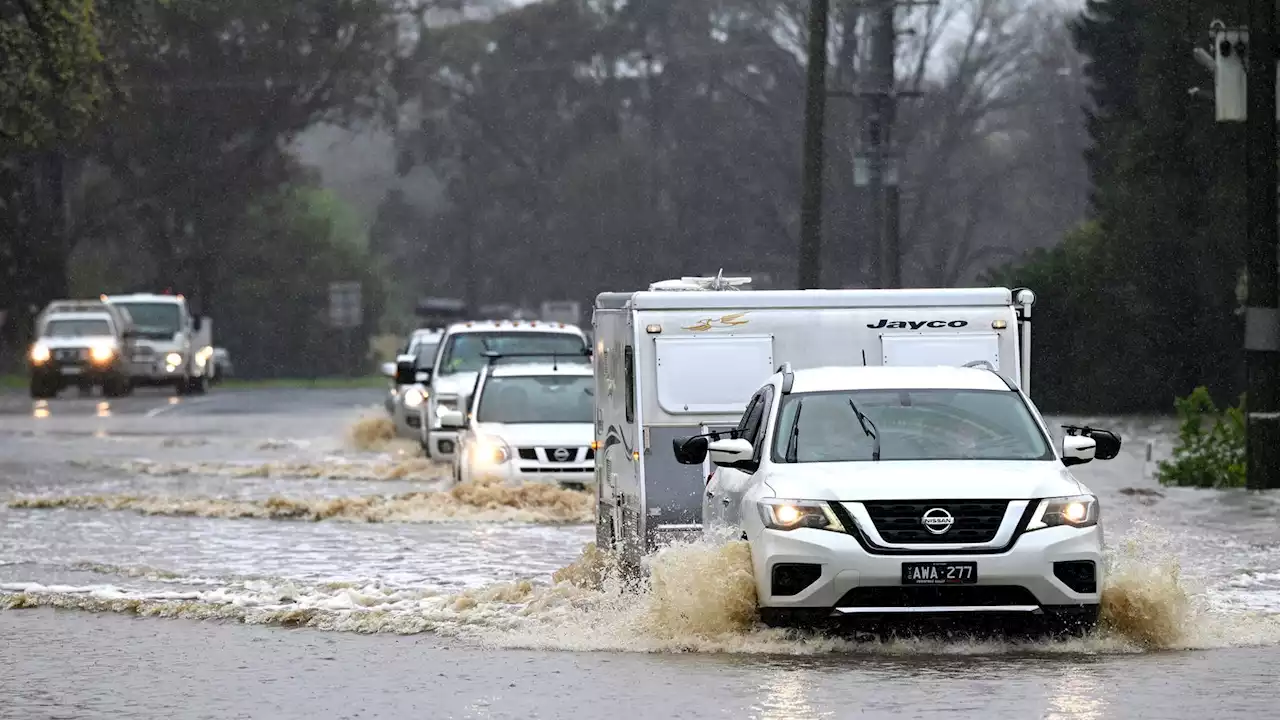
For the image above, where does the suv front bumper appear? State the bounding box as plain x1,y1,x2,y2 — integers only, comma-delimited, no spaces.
751,522,1103,615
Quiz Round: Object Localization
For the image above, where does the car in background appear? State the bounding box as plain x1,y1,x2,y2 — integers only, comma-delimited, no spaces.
439,355,594,489
389,328,444,437
673,364,1122,637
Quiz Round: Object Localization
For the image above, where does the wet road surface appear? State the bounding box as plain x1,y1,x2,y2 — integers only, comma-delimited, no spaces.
2,388,1280,719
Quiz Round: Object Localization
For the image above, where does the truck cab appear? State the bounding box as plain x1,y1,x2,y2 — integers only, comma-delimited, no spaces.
102,292,214,396
591,274,1036,569
416,319,591,458
29,300,137,399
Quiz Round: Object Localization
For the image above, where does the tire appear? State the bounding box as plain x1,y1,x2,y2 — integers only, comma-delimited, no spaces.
174,377,188,396
186,374,208,395
29,377,57,399
103,375,128,398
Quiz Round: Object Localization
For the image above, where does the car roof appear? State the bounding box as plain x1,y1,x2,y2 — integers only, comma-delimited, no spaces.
411,328,444,338
489,362,593,378
445,320,585,336
104,294,183,304
785,365,1013,393
46,312,114,323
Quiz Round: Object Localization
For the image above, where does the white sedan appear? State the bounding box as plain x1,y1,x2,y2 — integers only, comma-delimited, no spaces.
673,364,1121,637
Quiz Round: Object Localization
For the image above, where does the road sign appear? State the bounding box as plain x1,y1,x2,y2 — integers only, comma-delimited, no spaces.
328,281,363,328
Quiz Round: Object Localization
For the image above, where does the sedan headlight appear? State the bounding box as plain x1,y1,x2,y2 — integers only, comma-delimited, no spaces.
403,387,426,408
470,437,510,466
1026,494,1099,531
30,344,50,364
757,498,845,532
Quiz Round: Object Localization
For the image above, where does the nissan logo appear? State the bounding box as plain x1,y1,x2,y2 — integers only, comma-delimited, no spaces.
921,508,954,535
552,448,571,462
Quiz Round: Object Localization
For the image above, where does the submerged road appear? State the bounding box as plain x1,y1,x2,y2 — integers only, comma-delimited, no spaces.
1,387,1279,719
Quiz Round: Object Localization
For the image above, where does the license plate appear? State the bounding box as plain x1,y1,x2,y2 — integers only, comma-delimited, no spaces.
902,561,977,585
60,366,83,375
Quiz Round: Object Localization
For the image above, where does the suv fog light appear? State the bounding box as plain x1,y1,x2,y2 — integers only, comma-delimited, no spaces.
771,563,822,597
1053,560,1097,594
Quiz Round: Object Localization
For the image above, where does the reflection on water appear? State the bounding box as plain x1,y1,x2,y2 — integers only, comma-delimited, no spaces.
1044,667,1107,720
754,669,833,720
32,400,50,419
168,397,180,406
96,402,111,418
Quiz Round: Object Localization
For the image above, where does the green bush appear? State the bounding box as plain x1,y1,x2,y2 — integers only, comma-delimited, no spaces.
1155,387,1246,488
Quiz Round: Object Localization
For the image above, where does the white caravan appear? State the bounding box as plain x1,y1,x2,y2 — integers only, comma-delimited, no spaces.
591,275,1036,566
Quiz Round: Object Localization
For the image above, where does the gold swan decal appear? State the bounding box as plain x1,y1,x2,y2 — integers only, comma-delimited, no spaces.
681,313,751,331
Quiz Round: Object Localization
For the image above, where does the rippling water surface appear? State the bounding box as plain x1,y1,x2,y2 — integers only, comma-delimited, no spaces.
2,390,1279,719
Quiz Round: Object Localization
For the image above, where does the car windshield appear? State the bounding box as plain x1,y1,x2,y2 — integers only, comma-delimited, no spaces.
414,342,439,367
476,375,594,424
437,332,587,375
114,302,181,336
44,319,111,337
771,388,1053,463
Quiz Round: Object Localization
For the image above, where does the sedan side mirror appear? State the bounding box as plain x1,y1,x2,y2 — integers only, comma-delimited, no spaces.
708,437,754,467
1061,434,1097,467
439,409,467,429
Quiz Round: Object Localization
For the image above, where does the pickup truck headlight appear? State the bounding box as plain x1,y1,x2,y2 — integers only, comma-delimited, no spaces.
1026,494,1099,531
89,344,115,364
757,499,845,532
403,386,426,409
165,352,183,367
435,396,458,418
30,344,50,364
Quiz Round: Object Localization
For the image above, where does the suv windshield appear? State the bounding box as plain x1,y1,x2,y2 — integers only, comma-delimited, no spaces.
45,319,112,337
114,302,181,337
771,389,1053,463
437,332,587,375
476,375,594,424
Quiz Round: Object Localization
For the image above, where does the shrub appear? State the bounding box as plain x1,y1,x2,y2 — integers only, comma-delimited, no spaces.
1155,387,1246,488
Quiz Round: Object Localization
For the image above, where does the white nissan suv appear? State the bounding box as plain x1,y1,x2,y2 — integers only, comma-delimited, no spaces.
672,364,1122,636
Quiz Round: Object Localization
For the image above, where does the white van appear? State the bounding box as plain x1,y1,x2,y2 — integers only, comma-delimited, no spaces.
591,275,1036,566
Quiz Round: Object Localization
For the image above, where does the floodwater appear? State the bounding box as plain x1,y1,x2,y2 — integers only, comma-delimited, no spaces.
1,389,1279,719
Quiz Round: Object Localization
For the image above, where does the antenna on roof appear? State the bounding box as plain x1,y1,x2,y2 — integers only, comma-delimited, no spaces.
647,270,753,292
862,350,867,367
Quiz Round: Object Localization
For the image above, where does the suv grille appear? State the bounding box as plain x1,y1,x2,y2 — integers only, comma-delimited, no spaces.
837,585,1039,608
862,500,1010,544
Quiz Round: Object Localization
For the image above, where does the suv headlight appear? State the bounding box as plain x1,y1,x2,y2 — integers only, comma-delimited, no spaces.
435,396,458,417
89,344,115,364
30,344,50,364
470,437,510,466
1026,494,1099,531
757,499,845,532
403,386,426,408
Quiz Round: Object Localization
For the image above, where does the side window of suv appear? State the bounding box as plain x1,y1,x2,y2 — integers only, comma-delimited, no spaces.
738,391,767,446
748,387,775,457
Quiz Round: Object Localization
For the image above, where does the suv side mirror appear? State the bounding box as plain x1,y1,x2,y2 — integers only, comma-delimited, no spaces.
1061,434,1097,467
708,438,754,467
1086,428,1122,460
673,435,709,465
415,367,433,384
394,360,416,385
381,362,397,378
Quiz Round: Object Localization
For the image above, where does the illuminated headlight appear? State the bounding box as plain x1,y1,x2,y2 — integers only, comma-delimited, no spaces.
757,499,845,532
89,345,115,364
165,352,183,367
470,437,510,466
403,387,426,408
30,344,50,364
1026,495,1099,531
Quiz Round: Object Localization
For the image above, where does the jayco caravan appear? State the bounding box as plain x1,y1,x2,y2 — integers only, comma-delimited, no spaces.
591,275,1036,565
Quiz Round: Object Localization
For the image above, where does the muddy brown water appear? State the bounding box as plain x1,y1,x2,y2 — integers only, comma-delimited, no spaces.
1,390,1279,719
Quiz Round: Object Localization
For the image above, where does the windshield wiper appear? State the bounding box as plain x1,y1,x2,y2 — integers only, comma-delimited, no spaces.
785,399,803,463
848,398,881,461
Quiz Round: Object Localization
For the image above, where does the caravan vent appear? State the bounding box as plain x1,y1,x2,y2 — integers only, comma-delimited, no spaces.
648,269,752,292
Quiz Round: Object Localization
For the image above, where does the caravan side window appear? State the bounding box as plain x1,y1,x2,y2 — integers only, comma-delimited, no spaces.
624,345,635,423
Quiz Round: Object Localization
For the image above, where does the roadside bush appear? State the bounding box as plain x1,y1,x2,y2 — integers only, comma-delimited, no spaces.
1155,387,1246,489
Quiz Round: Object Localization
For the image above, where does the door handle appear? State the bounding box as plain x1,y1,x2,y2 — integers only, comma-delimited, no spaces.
706,491,714,499
721,497,731,505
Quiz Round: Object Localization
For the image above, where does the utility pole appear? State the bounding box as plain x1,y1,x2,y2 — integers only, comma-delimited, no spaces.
798,0,831,290
867,0,900,290
1244,0,1280,489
